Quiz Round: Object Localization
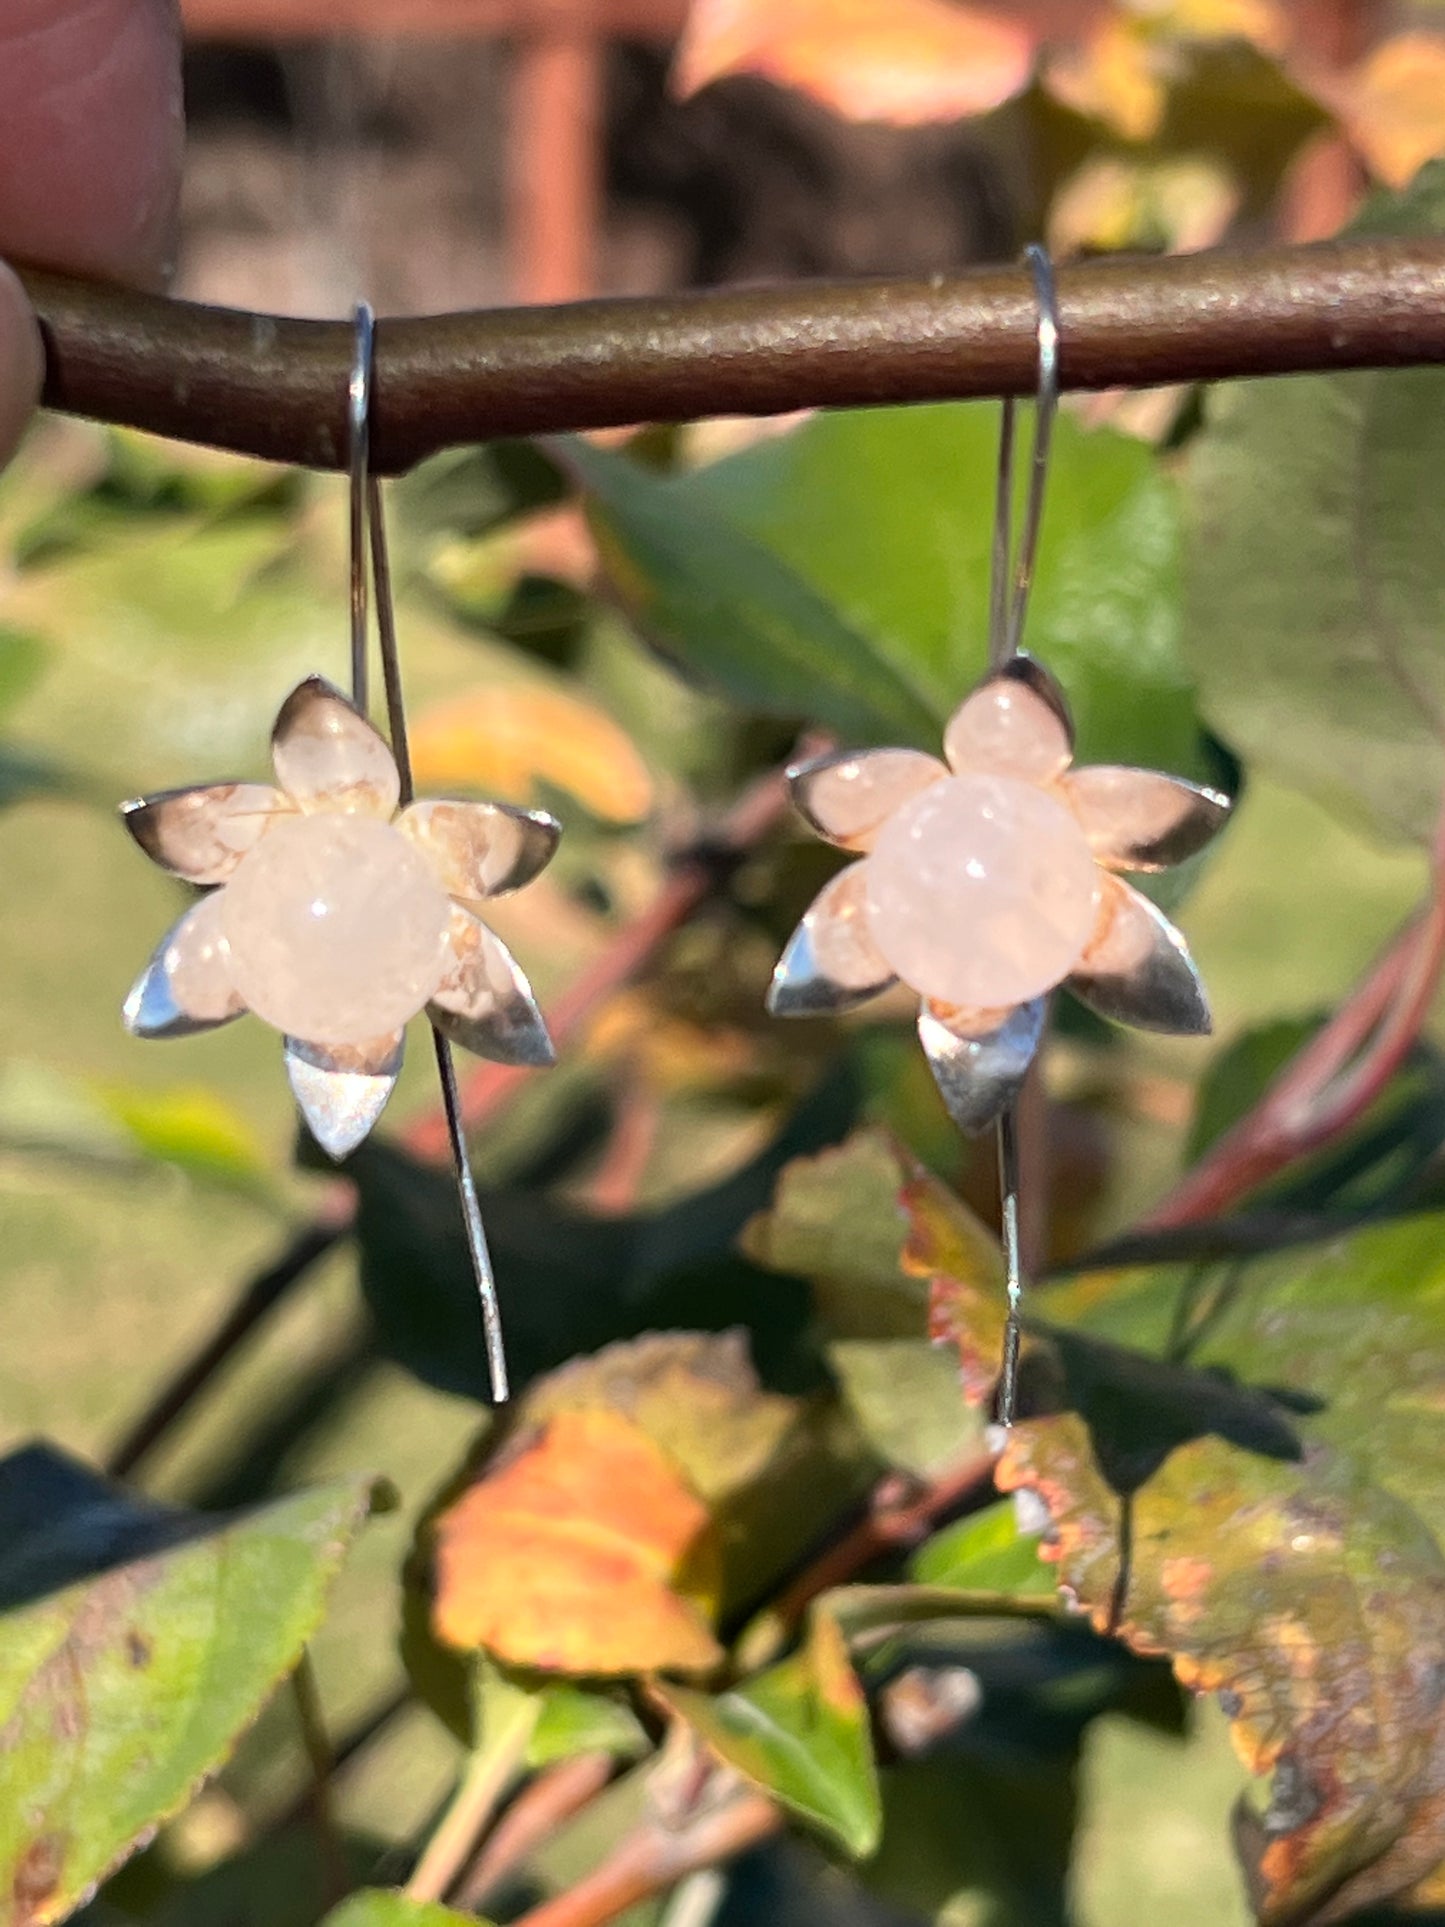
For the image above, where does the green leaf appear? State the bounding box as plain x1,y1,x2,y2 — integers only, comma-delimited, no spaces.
320,1896,483,1927
1181,167,1445,846
571,404,1207,776
98,1081,276,1199
0,624,45,718
655,1611,882,1857
910,1499,1056,1599
0,1445,374,1923
1186,1015,1320,1161
742,1128,985,1340
827,1338,983,1475
527,1679,648,1769
946,1206,1445,1926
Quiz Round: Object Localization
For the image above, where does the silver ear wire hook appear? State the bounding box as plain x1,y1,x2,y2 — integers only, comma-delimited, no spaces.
990,245,1061,1431
349,302,375,712
988,243,1061,670
348,299,512,1404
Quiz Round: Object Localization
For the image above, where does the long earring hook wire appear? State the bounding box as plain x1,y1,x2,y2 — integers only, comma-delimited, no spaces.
348,302,511,1404
988,245,1061,1429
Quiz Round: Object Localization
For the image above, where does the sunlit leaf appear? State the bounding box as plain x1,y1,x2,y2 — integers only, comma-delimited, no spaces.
98,1082,275,1198
673,0,1034,125
1048,154,1241,256
1045,20,1168,141
320,1896,482,1927
910,1498,1056,1599
743,1128,999,1341
0,1445,374,1925
573,406,1209,779
655,1610,881,1856
0,625,45,718
928,1173,1445,1922
432,1409,723,1678
827,1337,983,1475
408,682,653,825
1182,165,1445,846
1344,32,1445,189
527,1679,648,1768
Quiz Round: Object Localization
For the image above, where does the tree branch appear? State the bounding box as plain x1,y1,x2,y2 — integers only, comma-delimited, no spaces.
20,237,1445,473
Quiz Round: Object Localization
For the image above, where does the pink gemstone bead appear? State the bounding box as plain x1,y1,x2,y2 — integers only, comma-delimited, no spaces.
863,774,1099,1008
220,815,452,1045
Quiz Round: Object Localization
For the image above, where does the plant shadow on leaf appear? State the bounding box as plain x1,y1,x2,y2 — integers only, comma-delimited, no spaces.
345,1062,861,1403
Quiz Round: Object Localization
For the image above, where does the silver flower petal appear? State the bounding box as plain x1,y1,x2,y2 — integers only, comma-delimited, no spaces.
122,893,247,1039
120,782,293,884
1062,767,1231,872
918,996,1047,1135
1067,874,1211,1035
766,861,896,1017
944,654,1074,780
787,747,948,852
429,905,556,1066
271,675,400,817
398,798,561,902
285,1030,404,1160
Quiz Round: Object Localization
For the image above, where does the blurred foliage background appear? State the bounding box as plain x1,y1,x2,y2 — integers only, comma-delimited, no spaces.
7,5,1445,1926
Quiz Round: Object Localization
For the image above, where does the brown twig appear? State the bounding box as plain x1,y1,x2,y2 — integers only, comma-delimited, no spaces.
290,1651,349,1908
456,1751,616,1913
20,239,1445,472
740,1446,997,1672
510,1784,781,1927
1148,826,1445,1228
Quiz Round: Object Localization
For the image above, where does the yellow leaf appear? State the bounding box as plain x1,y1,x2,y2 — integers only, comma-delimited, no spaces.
1045,20,1168,142
1345,32,1445,189
408,683,653,825
1048,154,1241,255
673,0,1035,126
432,1410,723,1677
1129,0,1286,53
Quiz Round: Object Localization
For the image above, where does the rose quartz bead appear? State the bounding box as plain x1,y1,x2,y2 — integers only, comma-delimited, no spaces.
220,815,452,1045
863,774,1099,1008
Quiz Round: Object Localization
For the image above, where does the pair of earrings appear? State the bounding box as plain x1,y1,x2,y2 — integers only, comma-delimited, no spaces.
120,256,1230,1420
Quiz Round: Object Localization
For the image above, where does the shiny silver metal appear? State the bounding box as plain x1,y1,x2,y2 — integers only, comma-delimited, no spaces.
346,303,520,1404
430,919,557,1068
1062,767,1231,873
984,653,1075,758
349,302,374,713
785,747,947,853
122,911,244,1040
990,243,1060,671
987,242,1060,1434
120,783,287,885
918,997,1047,1138
1067,877,1212,1035
765,868,897,1018
285,1030,404,1160
399,797,562,902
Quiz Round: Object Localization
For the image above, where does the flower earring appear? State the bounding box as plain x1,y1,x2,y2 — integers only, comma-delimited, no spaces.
120,307,558,1402
767,248,1230,1420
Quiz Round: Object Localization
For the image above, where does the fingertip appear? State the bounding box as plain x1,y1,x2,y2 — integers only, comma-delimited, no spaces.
0,261,44,470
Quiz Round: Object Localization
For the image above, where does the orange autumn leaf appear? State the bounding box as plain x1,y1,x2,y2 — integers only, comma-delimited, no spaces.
1344,32,1445,189
432,1410,723,1677
408,684,653,825
673,0,1035,125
